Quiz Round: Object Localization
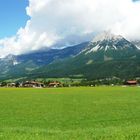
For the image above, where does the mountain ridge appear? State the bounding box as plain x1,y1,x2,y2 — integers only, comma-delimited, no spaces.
0,32,140,81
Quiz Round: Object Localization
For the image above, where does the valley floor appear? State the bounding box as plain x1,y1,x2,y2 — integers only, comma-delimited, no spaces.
0,87,140,140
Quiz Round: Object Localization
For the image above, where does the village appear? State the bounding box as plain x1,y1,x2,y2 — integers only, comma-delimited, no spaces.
0,81,63,88
0,79,139,88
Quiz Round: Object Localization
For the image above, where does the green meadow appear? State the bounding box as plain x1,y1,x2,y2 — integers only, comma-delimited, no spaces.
0,87,140,139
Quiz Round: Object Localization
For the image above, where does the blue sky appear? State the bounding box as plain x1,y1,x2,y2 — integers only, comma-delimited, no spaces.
0,0,29,39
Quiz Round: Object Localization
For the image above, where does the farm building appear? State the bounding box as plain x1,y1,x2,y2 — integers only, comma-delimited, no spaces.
126,80,137,86
48,82,62,87
22,81,44,88
7,83,16,87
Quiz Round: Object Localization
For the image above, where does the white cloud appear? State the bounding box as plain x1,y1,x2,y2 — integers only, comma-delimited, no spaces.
0,0,140,57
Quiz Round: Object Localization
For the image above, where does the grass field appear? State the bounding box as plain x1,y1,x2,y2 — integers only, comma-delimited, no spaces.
0,87,140,139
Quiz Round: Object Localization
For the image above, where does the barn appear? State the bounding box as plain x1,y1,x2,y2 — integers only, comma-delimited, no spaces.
126,80,137,86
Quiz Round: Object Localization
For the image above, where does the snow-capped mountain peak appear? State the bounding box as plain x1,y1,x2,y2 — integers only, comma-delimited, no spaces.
132,40,140,50
85,32,138,54
92,31,123,43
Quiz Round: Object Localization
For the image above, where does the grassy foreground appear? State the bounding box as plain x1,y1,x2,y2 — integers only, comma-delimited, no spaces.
0,87,140,139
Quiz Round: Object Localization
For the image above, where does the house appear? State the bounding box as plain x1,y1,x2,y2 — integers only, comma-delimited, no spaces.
126,80,137,86
23,81,44,88
7,83,16,87
48,82,62,87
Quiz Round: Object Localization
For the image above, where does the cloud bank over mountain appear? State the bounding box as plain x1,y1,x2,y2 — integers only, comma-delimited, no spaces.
0,0,140,57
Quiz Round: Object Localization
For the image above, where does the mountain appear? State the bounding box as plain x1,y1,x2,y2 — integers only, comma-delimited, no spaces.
86,31,137,52
16,42,88,66
82,32,139,61
31,32,140,80
0,42,88,80
0,32,140,81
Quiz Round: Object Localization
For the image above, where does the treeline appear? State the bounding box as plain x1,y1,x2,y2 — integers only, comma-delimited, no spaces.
62,77,140,87
0,77,140,87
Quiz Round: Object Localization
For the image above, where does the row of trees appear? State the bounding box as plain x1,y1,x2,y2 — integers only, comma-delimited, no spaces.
0,77,140,87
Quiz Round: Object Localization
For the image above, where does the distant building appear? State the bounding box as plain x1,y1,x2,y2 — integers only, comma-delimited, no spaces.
126,80,137,86
48,82,62,87
23,81,44,88
7,83,16,87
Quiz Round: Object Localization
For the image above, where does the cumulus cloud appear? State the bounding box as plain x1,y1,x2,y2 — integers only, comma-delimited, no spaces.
0,0,140,57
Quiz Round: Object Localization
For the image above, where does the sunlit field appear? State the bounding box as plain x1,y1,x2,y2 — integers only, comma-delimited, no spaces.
0,87,140,140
